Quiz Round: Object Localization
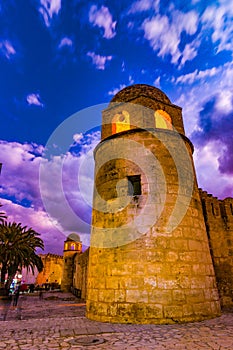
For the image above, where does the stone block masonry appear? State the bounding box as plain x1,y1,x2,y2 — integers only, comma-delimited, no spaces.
200,190,233,308
86,84,221,324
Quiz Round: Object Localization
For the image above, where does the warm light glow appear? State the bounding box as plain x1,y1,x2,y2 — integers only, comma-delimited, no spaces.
154,110,172,130
112,110,130,134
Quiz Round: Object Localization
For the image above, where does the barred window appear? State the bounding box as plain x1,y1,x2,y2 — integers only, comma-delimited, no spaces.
127,175,141,196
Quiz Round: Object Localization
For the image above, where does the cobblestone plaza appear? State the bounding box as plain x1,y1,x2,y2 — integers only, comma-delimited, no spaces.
0,292,233,349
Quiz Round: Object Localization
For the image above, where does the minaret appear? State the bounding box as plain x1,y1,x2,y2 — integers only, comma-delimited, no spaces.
86,84,221,324
61,233,82,292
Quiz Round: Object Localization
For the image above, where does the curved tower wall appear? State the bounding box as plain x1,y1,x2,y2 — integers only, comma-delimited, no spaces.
86,85,221,323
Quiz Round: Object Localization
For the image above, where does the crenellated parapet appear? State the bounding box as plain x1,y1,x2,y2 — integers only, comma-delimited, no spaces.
199,189,233,307
39,253,63,260
199,189,233,231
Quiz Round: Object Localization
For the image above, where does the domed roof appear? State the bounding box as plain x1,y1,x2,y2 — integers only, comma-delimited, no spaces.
66,233,81,242
110,84,171,105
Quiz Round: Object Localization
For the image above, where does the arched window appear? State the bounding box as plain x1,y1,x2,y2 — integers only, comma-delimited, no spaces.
71,243,75,250
154,110,172,130
112,110,130,134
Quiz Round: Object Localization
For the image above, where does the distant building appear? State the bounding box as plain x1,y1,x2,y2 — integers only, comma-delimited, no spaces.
36,253,63,286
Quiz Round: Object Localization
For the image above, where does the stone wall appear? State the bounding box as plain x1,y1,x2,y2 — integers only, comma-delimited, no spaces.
61,252,77,292
73,248,89,299
70,189,233,312
200,189,233,307
36,253,63,285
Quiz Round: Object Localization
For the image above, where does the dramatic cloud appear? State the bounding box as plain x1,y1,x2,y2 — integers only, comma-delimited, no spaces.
26,93,44,107
194,142,233,200
38,0,62,27
87,51,112,70
0,141,43,206
185,93,233,199
1,0,233,252
173,61,233,136
215,90,233,114
171,60,233,200
0,133,100,251
89,5,117,39
201,1,233,54
0,40,16,59
142,9,198,65
0,198,65,254
192,96,233,175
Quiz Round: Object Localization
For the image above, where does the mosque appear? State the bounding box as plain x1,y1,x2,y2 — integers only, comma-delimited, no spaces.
59,84,233,324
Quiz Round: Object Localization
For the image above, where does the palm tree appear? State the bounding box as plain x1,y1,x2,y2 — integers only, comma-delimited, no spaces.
0,221,44,294
0,203,7,224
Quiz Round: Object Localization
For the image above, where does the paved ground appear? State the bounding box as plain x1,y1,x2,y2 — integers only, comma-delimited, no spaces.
0,291,233,349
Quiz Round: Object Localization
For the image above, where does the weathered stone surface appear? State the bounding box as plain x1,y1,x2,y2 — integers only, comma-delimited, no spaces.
86,84,221,324
200,190,233,307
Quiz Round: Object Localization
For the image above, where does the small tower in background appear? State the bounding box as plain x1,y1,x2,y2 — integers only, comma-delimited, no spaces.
61,233,82,292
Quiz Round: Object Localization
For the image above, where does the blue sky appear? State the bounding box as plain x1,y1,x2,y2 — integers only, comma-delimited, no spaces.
0,0,233,254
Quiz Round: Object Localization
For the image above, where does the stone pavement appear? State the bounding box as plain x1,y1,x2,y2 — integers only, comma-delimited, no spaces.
0,292,233,349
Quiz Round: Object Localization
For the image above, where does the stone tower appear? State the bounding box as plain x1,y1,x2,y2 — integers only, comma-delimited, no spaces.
86,84,221,323
61,233,82,292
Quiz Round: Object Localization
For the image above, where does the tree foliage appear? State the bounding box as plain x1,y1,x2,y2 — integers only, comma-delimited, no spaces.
0,221,44,293
0,203,7,224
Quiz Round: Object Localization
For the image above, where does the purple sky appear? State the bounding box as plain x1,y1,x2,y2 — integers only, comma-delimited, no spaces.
0,0,233,254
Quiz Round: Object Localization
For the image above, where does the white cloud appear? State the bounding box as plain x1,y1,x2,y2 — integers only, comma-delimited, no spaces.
179,42,198,68
39,0,62,27
87,51,112,70
201,0,233,52
89,5,116,39
73,133,83,144
215,90,233,114
128,75,134,85
142,10,198,65
108,84,127,96
108,76,134,96
154,76,161,87
201,2,233,53
58,37,73,49
176,66,221,84
26,93,44,107
128,0,159,13
0,40,16,59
